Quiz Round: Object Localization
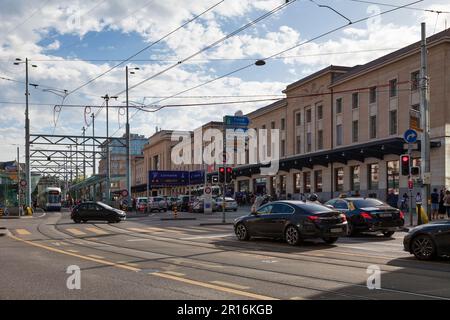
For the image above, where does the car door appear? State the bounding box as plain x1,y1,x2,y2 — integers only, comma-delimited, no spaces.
433,223,450,255
245,204,273,236
76,204,88,220
86,203,101,221
259,203,295,237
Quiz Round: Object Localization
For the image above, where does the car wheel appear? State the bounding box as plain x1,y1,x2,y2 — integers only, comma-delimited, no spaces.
73,219,81,224
285,225,301,246
382,231,395,237
235,223,250,241
82,219,87,223
322,237,339,244
412,235,436,260
347,221,357,237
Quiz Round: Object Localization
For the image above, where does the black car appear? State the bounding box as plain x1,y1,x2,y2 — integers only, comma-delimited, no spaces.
234,201,348,245
403,220,450,260
71,201,126,223
324,197,405,237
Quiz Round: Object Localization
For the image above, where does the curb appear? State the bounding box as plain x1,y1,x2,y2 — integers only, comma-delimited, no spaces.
199,222,234,226
160,218,197,221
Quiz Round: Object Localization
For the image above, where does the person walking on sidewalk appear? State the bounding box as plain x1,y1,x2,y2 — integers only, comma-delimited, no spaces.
442,190,450,218
431,188,440,220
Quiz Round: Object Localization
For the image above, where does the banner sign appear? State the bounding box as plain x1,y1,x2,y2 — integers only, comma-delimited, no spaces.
149,170,189,187
189,170,205,185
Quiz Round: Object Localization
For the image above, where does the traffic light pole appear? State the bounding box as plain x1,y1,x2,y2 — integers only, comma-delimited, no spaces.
222,125,226,223
408,144,413,227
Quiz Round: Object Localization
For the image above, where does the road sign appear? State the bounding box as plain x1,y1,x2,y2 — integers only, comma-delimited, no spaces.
20,179,27,187
121,189,129,197
403,129,418,144
223,115,249,128
204,186,212,195
204,184,212,214
408,180,413,190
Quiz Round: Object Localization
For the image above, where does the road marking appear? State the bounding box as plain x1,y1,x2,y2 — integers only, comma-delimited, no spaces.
8,234,140,272
127,227,151,233
87,254,104,259
172,259,223,269
66,228,86,236
66,249,79,253
210,280,250,290
168,227,207,233
290,296,307,300
15,229,31,235
181,233,233,240
163,271,185,277
153,272,277,300
85,227,109,235
126,238,151,242
117,261,140,267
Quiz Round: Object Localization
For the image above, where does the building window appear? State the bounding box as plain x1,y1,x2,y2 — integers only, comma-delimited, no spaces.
281,118,285,130
317,130,323,150
352,120,359,143
370,115,377,139
350,166,360,191
335,168,344,192
296,136,301,154
317,105,323,120
411,70,420,91
336,98,342,114
262,125,266,130
411,104,420,112
314,170,323,192
352,92,359,109
336,124,343,146
294,173,301,193
303,172,311,193
280,175,287,195
389,110,397,135
387,160,400,194
281,139,286,157
306,109,312,123
306,132,312,152
271,121,275,129
369,86,377,104
271,176,277,195
389,79,398,97
368,163,379,190
295,112,301,126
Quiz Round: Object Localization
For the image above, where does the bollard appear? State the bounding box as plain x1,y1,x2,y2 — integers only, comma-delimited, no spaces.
417,203,422,225
173,205,178,219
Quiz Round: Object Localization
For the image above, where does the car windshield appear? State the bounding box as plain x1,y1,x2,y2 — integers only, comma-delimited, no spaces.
97,202,115,210
351,199,384,208
298,203,333,213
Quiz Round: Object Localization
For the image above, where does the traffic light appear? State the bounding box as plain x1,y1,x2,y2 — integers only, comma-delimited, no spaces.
218,167,225,183
410,166,420,177
212,175,219,183
400,155,410,176
226,167,233,183
206,174,212,183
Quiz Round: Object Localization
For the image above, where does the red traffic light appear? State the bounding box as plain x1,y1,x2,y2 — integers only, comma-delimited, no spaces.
219,167,225,173
402,156,409,163
226,167,232,173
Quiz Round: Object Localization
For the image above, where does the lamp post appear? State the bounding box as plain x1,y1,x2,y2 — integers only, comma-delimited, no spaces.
14,58,37,208
126,66,139,210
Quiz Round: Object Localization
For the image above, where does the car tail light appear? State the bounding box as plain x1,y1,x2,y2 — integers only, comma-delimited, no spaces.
360,212,373,219
339,214,347,222
399,211,405,219
307,215,320,222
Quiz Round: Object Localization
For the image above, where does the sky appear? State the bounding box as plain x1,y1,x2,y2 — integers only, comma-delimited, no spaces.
1,0,450,171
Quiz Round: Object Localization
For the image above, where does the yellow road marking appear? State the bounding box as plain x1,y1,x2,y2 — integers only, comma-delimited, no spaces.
66,228,86,236
85,227,108,235
127,227,151,233
8,234,140,272
67,249,79,253
154,272,277,300
15,229,31,235
87,254,104,259
169,227,207,233
290,296,307,300
163,271,185,277
210,280,250,290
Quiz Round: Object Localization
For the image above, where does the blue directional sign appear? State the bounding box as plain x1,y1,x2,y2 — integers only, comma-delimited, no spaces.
148,170,189,187
223,115,250,128
404,129,418,144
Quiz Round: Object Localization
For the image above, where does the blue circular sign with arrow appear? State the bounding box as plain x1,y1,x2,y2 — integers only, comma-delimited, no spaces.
404,129,418,143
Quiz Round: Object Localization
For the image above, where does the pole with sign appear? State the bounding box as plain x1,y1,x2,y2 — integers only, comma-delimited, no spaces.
204,185,213,214
404,129,418,227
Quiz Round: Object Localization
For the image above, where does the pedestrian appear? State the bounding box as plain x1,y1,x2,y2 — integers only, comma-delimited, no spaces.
386,189,398,208
443,190,450,218
431,188,440,220
439,189,446,218
400,192,409,211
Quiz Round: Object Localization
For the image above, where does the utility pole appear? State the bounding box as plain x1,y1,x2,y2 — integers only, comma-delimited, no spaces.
420,22,431,220
91,113,96,175
101,94,117,204
17,147,21,215
25,58,31,209
126,66,131,210
82,126,86,179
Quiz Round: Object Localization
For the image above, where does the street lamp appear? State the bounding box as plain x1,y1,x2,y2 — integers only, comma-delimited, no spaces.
14,58,37,209
255,59,266,66
126,66,139,210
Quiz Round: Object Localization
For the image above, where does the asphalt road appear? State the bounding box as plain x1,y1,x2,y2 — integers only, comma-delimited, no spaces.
1,207,449,300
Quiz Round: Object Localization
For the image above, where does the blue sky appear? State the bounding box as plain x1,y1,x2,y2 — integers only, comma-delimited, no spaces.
1,0,450,168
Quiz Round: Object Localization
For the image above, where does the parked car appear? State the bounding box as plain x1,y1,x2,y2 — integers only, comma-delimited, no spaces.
176,195,192,212
403,220,450,260
136,197,148,212
148,196,168,212
324,197,405,237
234,201,348,245
215,197,238,211
71,201,126,223
165,196,179,210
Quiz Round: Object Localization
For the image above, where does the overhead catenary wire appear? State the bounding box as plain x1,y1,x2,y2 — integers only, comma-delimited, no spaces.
118,0,298,97
347,0,450,14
